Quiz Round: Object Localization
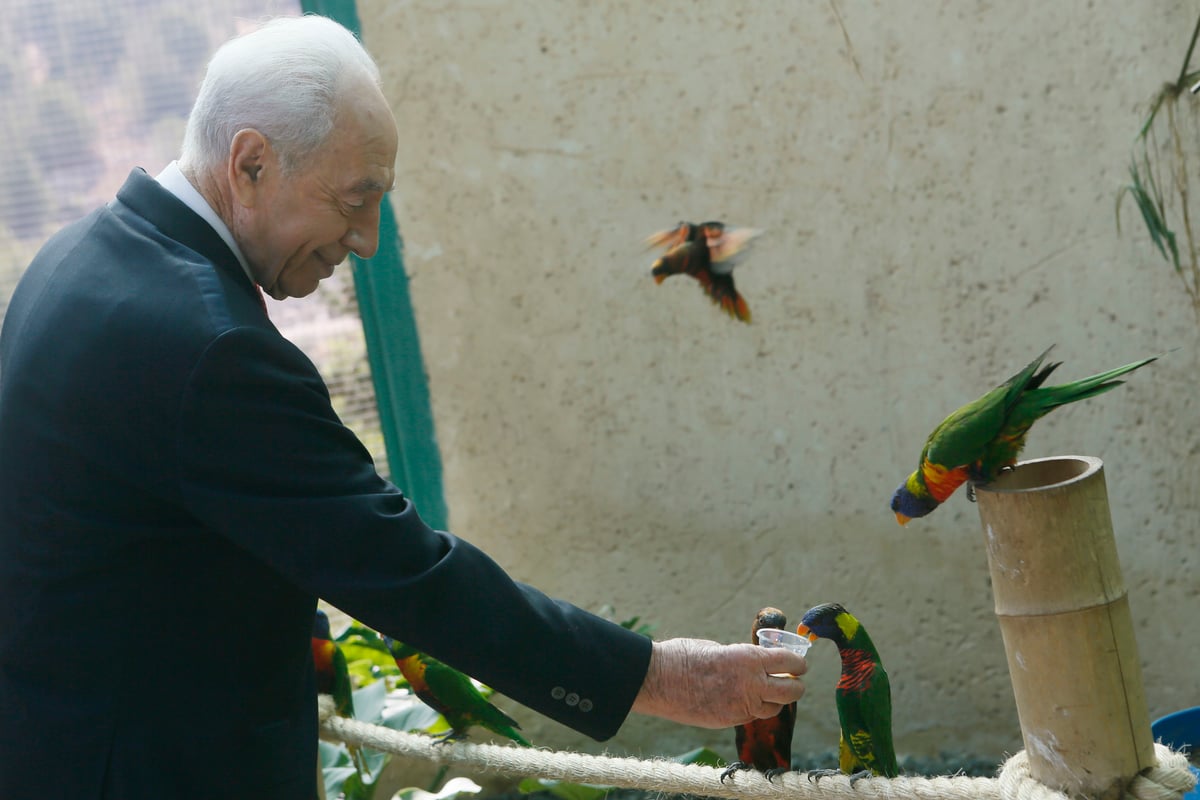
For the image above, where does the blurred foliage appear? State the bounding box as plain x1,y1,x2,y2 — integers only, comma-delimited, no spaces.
322,610,660,799
0,0,217,254
1117,14,1200,320
596,605,656,640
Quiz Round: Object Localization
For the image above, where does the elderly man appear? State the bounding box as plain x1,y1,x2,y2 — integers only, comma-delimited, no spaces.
0,15,806,799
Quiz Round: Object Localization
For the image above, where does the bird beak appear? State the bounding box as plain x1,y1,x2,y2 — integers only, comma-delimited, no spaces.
795,624,817,642
894,512,911,526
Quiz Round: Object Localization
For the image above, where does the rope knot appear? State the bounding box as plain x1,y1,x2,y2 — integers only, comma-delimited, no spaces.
1126,745,1198,800
998,745,1197,800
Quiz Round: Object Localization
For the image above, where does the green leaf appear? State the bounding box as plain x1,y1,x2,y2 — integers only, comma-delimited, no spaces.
352,677,389,724
1118,156,1184,273
671,746,726,768
340,768,380,800
341,641,402,668
319,740,351,769
517,778,609,800
382,698,446,734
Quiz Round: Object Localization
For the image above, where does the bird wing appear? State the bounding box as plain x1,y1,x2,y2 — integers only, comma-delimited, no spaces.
331,643,356,719
706,226,762,269
922,347,1056,472
736,702,796,770
835,663,897,777
645,222,694,251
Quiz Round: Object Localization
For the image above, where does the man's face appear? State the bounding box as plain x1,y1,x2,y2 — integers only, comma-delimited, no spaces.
239,82,399,300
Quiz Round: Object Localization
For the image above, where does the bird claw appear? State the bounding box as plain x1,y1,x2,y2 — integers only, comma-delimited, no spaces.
431,730,467,746
806,769,841,784
966,481,977,502
719,762,748,783
848,769,875,786
763,767,792,783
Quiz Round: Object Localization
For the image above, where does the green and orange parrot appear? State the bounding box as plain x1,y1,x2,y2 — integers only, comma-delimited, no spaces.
312,609,367,773
646,220,760,322
796,603,897,784
384,637,531,747
891,346,1157,524
720,607,797,783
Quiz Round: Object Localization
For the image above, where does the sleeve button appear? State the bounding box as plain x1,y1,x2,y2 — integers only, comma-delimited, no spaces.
578,699,593,712
551,686,566,700
565,692,580,706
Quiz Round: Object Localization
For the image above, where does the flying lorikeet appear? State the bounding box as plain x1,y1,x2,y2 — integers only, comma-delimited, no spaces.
890,346,1157,525
312,609,367,773
796,603,897,784
646,220,760,322
720,607,798,783
383,637,531,747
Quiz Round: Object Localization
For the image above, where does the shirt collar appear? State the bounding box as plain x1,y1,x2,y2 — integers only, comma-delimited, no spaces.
154,160,257,288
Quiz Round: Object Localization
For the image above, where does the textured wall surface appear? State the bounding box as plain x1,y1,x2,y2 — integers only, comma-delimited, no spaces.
358,0,1199,766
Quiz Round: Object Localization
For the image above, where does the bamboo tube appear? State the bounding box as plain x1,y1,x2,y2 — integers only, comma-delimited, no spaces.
974,456,1154,800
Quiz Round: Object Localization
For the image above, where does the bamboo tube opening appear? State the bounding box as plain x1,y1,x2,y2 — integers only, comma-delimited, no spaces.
983,455,1097,492
975,456,1153,800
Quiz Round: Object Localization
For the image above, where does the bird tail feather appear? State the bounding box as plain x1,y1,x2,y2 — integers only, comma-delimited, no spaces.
1036,355,1157,409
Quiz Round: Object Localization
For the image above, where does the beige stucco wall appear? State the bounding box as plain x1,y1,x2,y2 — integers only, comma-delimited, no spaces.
358,0,1199,764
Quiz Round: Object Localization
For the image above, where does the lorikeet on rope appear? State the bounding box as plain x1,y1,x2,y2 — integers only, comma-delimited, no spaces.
312,609,367,773
796,603,897,784
384,637,531,747
890,346,1158,525
720,607,797,783
646,220,760,322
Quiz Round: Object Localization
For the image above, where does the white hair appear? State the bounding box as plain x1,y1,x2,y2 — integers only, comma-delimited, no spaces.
180,14,382,175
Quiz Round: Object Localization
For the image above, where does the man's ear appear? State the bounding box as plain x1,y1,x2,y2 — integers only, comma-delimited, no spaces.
228,128,270,208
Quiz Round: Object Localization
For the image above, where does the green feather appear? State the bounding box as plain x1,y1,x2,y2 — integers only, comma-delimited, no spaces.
385,638,530,747
799,604,898,779
897,347,1157,522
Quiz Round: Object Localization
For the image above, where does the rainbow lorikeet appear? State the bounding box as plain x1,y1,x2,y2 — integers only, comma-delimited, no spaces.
891,346,1157,525
383,637,530,747
797,603,897,784
311,609,367,772
720,607,797,783
646,220,760,322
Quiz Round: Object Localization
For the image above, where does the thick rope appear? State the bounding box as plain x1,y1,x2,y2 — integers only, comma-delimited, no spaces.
318,697,1196,800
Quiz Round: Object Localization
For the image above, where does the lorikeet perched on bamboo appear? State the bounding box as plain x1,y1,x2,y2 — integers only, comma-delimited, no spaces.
720,607,797,783
384,637,530,746
311,609,367,772
891,346,1157,524
646,220,760,322
797,603,897,784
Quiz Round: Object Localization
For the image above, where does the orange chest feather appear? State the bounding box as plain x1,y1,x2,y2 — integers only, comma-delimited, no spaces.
311,640,334,669
920,460,970,503
398,655,430,694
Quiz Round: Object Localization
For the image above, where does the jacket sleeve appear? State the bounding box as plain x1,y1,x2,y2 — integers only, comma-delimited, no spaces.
174,325,651,740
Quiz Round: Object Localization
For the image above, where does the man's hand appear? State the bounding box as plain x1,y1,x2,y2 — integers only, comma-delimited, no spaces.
630,638,807,729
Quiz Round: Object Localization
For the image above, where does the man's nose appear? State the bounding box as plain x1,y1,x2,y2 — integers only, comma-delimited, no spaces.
343,207,381,259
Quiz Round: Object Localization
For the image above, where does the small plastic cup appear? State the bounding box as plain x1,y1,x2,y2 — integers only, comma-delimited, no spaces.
757,627,812,656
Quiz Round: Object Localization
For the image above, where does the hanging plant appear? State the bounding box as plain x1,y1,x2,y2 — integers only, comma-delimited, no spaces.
1117,15,1200,319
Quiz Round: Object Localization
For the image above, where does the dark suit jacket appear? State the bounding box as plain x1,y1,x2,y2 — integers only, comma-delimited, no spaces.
0,169,652,799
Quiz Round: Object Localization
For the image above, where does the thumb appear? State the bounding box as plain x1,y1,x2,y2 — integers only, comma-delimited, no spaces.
758,646,808,676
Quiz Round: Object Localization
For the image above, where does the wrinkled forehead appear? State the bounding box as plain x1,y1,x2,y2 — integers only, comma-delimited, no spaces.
328,85,399,190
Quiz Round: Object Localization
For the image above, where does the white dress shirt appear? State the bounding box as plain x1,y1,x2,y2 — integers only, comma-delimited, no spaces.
154,161,257,288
